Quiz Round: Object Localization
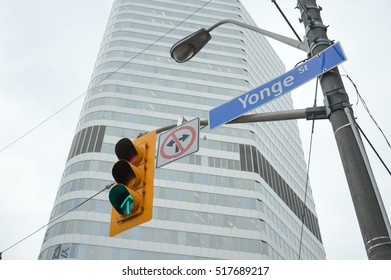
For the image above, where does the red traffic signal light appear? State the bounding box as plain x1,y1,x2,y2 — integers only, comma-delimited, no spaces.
109,131,156,237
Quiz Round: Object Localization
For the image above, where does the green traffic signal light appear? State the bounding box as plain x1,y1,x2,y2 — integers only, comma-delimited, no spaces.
109,131,156,237
109,184,138,216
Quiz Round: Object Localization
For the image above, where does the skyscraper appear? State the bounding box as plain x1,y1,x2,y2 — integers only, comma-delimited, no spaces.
38,0,325,260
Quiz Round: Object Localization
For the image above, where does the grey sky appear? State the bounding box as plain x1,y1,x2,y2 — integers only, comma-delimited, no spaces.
0,0,390,260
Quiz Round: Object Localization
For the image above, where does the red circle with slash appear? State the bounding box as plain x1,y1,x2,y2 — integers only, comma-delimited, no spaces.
160,125,197,160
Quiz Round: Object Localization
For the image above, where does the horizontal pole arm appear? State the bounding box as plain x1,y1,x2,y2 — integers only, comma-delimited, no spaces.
207,19,309,52
156,106,327,134
228,106,326,124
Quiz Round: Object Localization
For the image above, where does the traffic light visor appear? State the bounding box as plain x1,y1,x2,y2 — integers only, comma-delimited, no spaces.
109,130,156,236
112,159,142,187
115,138,143,164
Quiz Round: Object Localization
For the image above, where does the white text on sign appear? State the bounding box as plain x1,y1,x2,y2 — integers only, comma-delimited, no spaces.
238,76,295,109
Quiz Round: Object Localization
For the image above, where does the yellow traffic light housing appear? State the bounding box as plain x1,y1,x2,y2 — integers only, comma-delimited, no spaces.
109,131,156,237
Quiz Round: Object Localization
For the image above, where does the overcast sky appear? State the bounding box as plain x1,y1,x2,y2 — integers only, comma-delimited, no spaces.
0,0,390,260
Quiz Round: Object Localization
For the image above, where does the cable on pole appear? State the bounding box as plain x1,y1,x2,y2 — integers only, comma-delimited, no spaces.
356,122,391,177
297,0,312,21
271,0,302,42
0,0,216,259
0,183,114,260
0,0,214,155
341,73,391,149
298,77,320,259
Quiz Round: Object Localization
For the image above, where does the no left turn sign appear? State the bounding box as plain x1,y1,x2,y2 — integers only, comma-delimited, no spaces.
156,118,199,168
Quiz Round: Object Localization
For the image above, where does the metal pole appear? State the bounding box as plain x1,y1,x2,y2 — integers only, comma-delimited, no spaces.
155,106,327,134
206,19,309,52
297,0,391,259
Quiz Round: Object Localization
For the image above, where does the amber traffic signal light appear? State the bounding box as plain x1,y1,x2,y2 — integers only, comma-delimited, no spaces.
109,131,156,237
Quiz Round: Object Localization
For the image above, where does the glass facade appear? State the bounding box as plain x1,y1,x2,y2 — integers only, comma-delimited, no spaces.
39,0,325,260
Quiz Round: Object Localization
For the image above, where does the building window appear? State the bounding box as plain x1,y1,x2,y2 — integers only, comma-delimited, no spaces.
239,144,322,242
67,125,106,161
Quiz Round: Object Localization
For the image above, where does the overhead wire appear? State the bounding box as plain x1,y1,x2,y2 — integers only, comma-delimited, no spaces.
268,0,318,260
291,0,389,152
338,66,391,177
8,0,382,261
342,72,391,148
274,0,390,260
271,0,302,42
0,183,114,259
356,122,391,177
296,0,312,21
298,77,319,260
0,0,214,155
0,0,216,259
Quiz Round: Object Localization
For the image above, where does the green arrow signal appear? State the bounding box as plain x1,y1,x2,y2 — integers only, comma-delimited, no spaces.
109,184,136,216
120,195,134,216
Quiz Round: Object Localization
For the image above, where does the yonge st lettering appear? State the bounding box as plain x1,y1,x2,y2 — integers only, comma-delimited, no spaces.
238,76,295,109
208,42,347,130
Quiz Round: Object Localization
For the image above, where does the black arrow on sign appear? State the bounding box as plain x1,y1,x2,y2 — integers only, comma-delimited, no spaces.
179,134,189,142
167,134,189,153
166,139,176,151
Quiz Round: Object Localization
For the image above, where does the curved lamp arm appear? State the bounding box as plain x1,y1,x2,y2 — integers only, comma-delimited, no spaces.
208,19,308,52
170,19,308,63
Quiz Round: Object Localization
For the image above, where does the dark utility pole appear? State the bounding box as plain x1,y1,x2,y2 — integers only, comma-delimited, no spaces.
297,0,391,259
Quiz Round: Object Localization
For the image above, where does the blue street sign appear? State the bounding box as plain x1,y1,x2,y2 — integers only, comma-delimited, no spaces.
208,41,347,130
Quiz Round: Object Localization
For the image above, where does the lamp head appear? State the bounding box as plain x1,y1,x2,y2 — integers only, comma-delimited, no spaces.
170,28,211,63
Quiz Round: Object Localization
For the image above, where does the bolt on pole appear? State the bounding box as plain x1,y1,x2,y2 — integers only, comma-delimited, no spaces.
297,0,391,259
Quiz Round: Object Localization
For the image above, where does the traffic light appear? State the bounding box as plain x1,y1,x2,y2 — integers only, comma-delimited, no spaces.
109,130,156,237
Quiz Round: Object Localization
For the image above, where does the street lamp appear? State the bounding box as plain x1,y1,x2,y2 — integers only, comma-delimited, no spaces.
170,7,391,260
170,19,308,63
